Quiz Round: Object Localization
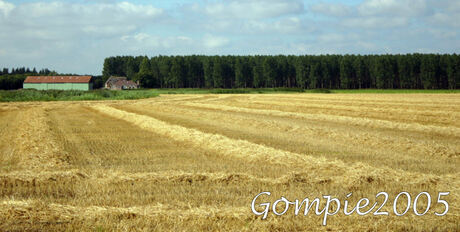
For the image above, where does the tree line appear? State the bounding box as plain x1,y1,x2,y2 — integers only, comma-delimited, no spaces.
103,54,460,89
0,68,58,90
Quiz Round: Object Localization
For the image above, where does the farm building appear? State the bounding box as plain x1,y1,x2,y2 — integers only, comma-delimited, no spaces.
105,76,139,90
23,76,93,90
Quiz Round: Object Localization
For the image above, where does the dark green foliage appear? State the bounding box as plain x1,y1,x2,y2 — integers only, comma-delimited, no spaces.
203,57,214,88
272,87,305,92
0,67,60,90
309,58,322,89
2,54,459,91
234,58,245,88
170,57,187,88
209,89,251,94
0,74,25,90
186,55,204,88
420,55,437,89
446,54,460,89
91,75,104,89
353,56,369,89
310,88,332,93
263,56,277,87
295,56,309,89
212,57,225,88
97,54,460,90
252,57,265,88
397,55,413,89
134,57,152,88
340,55,354,89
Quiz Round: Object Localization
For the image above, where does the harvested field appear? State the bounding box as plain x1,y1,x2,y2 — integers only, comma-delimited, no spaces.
0,94,459,231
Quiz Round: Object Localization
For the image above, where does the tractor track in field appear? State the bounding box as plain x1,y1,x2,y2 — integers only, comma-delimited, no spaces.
124,102,459,160
91,104,460,196
6,107,71,172
182,102,460,137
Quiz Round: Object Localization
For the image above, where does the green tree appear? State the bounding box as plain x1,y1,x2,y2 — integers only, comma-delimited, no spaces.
309,59,321,89
253,57,265,88
134,57,153,88
295,56,309,89
340,55,354,89
170,57,186,88
203,57,214,88
397,55,412,89
212,57,224,88
420,55,437,89
446,54,459,89
235,57,245,88
263,57,277,87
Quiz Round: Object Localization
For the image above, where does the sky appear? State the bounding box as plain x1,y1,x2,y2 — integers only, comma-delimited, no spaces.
0,0,459,75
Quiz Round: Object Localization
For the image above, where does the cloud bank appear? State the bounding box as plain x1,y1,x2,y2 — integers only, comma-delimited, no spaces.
0,0,459,74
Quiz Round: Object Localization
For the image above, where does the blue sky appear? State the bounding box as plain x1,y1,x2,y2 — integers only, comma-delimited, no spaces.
0,0,459,75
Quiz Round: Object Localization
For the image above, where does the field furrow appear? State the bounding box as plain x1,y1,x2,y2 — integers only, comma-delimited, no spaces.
44,105,293,178
0,109,21,172
255,94,460,108
118,102,459,174
184,102,460,137
237,99,460,127
91,104,459,197
91,104,325,166
5,107,70,171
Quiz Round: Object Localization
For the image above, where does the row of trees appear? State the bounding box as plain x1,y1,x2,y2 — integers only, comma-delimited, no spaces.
0,67,55,75
0,68,58,90
103,54,460,89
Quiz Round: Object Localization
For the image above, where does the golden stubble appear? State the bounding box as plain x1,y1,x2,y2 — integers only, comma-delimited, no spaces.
0,93,459,231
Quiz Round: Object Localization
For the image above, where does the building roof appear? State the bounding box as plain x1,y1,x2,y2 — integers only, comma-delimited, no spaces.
105,76,127,85
24,76,92,83
114,79,137,86
105,76,139,88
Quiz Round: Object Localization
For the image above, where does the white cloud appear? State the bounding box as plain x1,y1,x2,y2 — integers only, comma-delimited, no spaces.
310,0,425,29
203,0,304,19
0,0,459,75
5,1,164,37
116,2,162,16
426,28,457,39
242,17,308,34
0,0,14,17
424,1,460,28
203,34,229,48
317,33,348,43
0,1,166,73
358,0,427,16
133,33,150,42
428,12,460,27
177,36,192,42
342,16,409,28
120,33,196,51
310,3,352,17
